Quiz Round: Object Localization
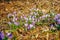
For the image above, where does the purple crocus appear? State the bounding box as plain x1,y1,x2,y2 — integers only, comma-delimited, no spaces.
54,14,60,20
54,14,60,24
57,19,60,24
0,32,4,39
50,24,54,29
7,33,12,38
0,36,2,40
31,16,35,21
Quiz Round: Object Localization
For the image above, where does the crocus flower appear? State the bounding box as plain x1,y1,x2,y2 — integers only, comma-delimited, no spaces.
12,17,18,22
41,15,46,19
24,16,28,21
24,23,28,27
54,14,60,20
0,32,4,39
50,24,54,30
57,19,60,24
28,24,34,29
50,24,54,27
0,36,2,40
7,33,12,38
31,16,35,21
54,14,60,24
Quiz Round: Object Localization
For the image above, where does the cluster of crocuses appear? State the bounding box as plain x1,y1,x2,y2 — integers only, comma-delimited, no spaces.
0,31,12,40
7,8,60,31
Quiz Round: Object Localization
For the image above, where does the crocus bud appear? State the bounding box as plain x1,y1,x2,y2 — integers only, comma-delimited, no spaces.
0,32,4,39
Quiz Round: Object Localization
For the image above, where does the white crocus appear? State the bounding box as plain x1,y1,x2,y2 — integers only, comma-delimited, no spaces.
7,32,11,36
29,24,34,28
24,23,28,27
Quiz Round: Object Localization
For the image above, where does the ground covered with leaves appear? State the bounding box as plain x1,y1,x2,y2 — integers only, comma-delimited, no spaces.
0,0,60,40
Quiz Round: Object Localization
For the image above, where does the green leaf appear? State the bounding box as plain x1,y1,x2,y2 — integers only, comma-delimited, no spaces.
49,12,55,18
38,10,43,16
36,15,39,18
36,21,42,26
13,36,16,40
56,24,60,30
31,27,35,30
51,20,56,23
10,24,18,32
28,20,32,24
51,29,56,32
24,28,27,31
36,22,40,26
19,20,24,27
